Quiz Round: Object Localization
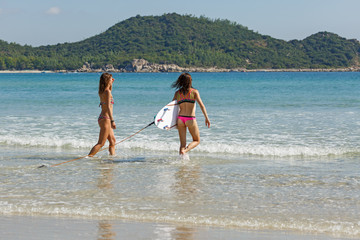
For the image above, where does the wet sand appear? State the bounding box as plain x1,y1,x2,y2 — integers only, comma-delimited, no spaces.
0,215,351,240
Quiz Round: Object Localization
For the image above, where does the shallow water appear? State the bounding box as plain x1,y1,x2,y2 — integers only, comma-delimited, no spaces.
0,72,359,238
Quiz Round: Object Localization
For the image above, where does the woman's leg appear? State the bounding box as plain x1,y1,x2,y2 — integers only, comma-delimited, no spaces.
88,120,111,157
177,118,187,155
107,128,116,155
183,119,200,154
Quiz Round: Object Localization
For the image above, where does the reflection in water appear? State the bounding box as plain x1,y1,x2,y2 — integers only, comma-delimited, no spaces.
173,165,201,240
98,220,116,240
97,162,116,240
154,164,201,240
97,163,115,190
154,224,196,240
173,226,196,240
174,165,201,202
95,160,202,240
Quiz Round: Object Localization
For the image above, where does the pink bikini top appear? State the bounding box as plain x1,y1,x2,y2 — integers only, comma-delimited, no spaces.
99,97,114,107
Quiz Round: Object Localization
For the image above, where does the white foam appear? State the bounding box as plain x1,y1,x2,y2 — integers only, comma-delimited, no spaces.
0,135,93,149
1,134,359,157
198,142,359,157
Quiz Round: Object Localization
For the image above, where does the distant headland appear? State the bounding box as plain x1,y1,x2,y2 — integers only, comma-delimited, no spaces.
1,13,359,72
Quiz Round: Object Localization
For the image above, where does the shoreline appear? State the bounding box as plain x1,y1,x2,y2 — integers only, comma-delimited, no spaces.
1,59,360,73
0,215,351,240
1,67,360,74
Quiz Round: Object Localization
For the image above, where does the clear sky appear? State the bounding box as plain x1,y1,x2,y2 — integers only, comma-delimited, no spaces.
1,0,360,47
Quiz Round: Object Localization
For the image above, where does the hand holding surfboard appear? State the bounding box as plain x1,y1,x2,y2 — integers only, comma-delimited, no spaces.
154,100,179,130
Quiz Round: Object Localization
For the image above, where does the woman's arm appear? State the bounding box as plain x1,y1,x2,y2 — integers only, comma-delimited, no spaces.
195,90,210,128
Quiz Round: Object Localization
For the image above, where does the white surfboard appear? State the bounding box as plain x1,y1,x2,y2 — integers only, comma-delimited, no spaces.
155,100,179,130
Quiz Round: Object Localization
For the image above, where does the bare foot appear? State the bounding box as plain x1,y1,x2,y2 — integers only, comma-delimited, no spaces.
180,147,186,155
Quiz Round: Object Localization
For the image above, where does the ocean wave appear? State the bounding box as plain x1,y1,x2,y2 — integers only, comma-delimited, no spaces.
198,142,360,157
1,135,359,157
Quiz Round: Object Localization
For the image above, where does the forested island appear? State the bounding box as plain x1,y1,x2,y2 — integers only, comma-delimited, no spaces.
1,13,360,72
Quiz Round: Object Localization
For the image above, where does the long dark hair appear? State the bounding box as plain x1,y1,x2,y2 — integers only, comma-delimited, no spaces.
98,73,113,94
171,73,192,94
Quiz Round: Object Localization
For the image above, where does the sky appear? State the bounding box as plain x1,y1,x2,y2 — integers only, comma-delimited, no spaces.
1,0,360,47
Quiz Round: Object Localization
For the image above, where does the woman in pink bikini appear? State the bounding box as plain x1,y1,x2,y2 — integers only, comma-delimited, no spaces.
88,73,116,157
172,73,210,155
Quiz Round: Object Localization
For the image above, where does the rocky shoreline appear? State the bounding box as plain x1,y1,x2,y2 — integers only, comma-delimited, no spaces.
76,59,360,73
1,59,360,73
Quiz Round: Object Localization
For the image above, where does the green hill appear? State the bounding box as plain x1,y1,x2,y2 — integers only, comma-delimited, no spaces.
1,13,359,71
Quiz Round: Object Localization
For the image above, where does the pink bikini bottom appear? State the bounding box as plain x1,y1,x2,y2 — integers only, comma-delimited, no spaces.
98,114,110,122
178,115,196,124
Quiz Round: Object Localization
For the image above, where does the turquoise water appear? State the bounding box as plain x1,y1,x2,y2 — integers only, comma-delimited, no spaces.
0,72,359,238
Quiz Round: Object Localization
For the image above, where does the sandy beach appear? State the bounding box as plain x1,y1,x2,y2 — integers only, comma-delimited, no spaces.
1,215,352,240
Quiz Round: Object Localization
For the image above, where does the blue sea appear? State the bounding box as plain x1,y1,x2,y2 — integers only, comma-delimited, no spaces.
0,72,359,238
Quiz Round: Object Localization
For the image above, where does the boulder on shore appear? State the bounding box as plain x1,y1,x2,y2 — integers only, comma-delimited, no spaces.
123,59,184,72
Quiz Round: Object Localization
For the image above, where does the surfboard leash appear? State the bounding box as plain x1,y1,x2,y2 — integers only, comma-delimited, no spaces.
38,121,155,168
